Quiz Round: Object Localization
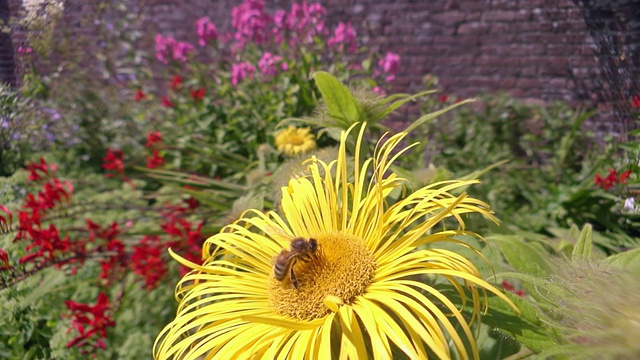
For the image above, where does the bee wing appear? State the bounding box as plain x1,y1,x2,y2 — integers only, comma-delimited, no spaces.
264,225,295,246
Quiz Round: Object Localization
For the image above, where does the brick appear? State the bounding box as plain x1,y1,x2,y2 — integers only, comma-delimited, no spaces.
457,22,490,35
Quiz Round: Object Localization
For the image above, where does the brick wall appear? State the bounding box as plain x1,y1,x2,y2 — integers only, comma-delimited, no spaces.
4,0,639,134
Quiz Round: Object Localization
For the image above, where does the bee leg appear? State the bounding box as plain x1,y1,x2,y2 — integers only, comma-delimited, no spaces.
290,265,298,289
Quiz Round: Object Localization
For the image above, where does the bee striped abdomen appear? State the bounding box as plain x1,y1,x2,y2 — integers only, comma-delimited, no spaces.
274,251,295,281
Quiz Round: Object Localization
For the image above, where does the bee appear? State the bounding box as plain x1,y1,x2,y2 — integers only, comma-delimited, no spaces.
273,237,319,289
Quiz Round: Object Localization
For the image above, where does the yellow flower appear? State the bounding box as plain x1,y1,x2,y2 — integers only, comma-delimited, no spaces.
274,126,316,156
154,124,516,360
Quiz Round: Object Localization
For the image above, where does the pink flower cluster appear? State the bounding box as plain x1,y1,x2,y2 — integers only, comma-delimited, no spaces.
327,22,357,52
154,35,195,64
273,2,326,45
195,17,218,47
258,52,286,77
377,52,401,83
231,0,272,45
231,62,257,85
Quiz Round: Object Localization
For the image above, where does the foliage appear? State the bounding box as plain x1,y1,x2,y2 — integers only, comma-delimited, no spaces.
1,0,639,357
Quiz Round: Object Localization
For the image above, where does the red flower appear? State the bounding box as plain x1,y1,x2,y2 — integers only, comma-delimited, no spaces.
170,75,182,90
0,248,10,271
632,95,640,108
161,96,174,108
145,131,163,148
130,235,167,290
594,168,633,190
620,169,632,183
65,292,116,352
102,148,125,177
0,204,12,231
26,157,51,182
502,281,525,297
102,148,134,187
146,149,167,169
190,87,205,101
438,94,448,103
133,89,146,101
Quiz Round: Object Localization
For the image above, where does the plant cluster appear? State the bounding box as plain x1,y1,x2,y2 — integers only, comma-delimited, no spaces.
1,0,639,358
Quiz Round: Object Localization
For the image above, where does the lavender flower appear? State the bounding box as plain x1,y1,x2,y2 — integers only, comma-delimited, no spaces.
231,62,256,86
327,22,357,52
195,17,218,47
258,52,283,77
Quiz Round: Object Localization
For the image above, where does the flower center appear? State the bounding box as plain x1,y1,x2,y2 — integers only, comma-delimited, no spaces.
267,231,376,320
287,133,304,146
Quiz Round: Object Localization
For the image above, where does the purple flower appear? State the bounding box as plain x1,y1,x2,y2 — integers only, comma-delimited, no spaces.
231,62,256,86
327,22,357,52
372,86,386,95
155,34,176,64
195,17,218,47
378,52,401,82
274,2,326,46
258,52,283,77
155,35,194,63
231,0,272,45
171,41,195,62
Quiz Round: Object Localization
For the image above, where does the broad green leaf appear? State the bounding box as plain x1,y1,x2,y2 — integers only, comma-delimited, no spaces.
312,71,362,127
442,284,557,355
571,224,592,260
605,247,640,275
492,235,552,277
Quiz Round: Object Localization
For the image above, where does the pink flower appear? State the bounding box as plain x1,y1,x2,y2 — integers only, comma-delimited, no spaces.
372,86,386,95
17,46,33,55
327,22,357,52
231,0,272,45
155,34,175,64
279,2,326,45
195,17,218,47
258,52,283,77
171,41,195,62
231,62,256,86
378,52,401,82
155,34,194,63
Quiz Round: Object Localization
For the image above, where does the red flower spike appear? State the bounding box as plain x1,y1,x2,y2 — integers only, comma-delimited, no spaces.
438,94,448,103
170,75,182,90
65,292,116,352
161,96,174,108
190,87,205,101
0,248,11,271
133,89,146,101
146,149,167,169
26,158,49,182
0,204,12,230
632,95,640,108
620,169,632,184
102,148,133,187
130,235,167,290
145,131,163,148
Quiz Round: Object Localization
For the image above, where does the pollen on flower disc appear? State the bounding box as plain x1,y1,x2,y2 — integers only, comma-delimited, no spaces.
268,231,376,320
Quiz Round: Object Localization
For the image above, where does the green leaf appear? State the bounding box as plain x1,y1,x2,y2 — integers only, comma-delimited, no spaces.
492,235,552,277
605,247,640,275
571,223,592,260
403,98,475,134
482,291,559,354
441,284,558,354
311,71,362,128
20,270,65,308
368,90,437,123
